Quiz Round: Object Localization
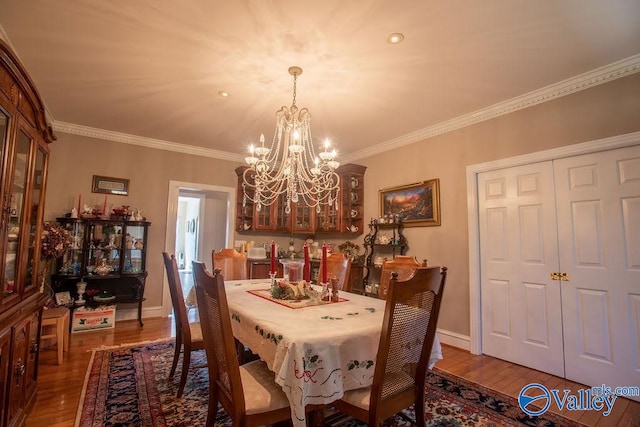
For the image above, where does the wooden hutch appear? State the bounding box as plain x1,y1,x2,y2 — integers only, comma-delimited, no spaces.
0,40,55,426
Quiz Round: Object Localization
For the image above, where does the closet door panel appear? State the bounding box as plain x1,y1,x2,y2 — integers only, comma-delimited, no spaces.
555,144,640,396
478,162,564,377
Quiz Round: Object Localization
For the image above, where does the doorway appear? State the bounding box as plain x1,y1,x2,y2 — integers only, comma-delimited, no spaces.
163,181,235,317
175,193,203,304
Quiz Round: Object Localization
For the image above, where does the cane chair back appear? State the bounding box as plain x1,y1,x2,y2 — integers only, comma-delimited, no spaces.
318,253,353,291
212,248,249,280
162,252,204,398
334,266,447,426
378,256,427,299
192,261,293,426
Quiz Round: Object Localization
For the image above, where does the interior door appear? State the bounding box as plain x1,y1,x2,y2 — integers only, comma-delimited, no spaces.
554,144,640,391
478,161,565,377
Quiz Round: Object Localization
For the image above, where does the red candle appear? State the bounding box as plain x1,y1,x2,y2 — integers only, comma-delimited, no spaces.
102,195,108,216
78,194,82,213
303,244,310,282
321,243,327,283
270,241,276,274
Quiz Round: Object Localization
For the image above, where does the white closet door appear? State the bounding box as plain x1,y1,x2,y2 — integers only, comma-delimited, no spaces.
554,145,640,391
478,162,565,376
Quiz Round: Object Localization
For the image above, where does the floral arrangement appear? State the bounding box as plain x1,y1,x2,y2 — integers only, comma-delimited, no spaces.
40,222,71,260
271,280,310,300
338,240,361,260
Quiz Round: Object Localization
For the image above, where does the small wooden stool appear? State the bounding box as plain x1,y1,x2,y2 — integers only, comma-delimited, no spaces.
41,307,70,365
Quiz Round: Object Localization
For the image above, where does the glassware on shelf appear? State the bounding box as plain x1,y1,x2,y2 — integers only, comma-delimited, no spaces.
95,259,111,276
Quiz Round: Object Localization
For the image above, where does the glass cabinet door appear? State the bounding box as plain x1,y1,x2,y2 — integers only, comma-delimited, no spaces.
0,109,10,299
293,202,314,233
2,129,32,298
87,221,123,276
56,220,86,276
24,144,47,291
123,223,146,274
275,194,290,231
316,202,339,232
254,204,276,230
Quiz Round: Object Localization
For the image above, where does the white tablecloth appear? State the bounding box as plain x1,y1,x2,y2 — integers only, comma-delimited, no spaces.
223,279,443,427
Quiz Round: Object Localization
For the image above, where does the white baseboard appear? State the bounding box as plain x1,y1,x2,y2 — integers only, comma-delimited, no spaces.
437,328,471,351
115,305,165,322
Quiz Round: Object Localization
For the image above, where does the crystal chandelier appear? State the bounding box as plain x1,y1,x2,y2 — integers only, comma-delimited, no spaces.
242,66,340,215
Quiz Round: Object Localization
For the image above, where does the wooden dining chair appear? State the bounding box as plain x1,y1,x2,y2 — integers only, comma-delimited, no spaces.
378,255,427,299
333,266,448,426
191,261,294,426
212,247,258,364
162,252,205,398
319,253,353,291
212,248,249,280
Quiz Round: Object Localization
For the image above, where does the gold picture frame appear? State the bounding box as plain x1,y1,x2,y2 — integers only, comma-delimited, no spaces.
379,179,441,227
92,175,129,196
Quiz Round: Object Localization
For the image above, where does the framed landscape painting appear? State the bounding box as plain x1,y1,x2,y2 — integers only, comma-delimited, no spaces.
379,179,441,227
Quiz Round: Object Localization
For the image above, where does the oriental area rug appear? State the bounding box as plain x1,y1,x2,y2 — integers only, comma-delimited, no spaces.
75,340,582,427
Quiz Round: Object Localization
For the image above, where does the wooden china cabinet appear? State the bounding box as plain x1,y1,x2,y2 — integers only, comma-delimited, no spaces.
0,40,55,426
235,163,366,236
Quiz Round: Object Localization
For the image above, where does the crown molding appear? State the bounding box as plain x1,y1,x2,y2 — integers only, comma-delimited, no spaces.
49,54,640,164
51,121,245,163
343,54,640,163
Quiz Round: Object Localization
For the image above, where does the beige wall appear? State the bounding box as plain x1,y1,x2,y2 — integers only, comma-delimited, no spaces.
358,72,640,336
44,133,242,308
44,72,640,336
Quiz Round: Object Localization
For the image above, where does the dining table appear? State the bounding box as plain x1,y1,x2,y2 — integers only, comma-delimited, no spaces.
223,278,443,427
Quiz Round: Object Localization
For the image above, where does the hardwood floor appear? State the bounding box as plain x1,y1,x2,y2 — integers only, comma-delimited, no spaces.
27,317,640,426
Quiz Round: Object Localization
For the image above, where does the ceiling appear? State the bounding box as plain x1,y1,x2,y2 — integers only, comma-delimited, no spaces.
1,1,639,162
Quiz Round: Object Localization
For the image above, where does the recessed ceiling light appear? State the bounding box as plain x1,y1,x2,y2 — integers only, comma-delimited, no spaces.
387,33,404,44
218,90,229,97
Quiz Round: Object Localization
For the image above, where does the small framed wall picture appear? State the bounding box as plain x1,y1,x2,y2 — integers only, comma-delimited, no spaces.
92,175,129,196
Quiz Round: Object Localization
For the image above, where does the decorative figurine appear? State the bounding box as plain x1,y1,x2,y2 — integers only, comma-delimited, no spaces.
75,280,87,305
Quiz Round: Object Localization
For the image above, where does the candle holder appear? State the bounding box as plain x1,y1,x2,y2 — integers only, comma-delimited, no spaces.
279,258,305,283
330,277,339,301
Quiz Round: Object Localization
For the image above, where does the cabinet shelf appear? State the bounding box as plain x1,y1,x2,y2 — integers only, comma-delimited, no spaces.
362,220,408,292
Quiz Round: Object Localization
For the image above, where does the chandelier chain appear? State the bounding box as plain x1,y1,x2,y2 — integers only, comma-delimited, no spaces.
292,72,297,108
